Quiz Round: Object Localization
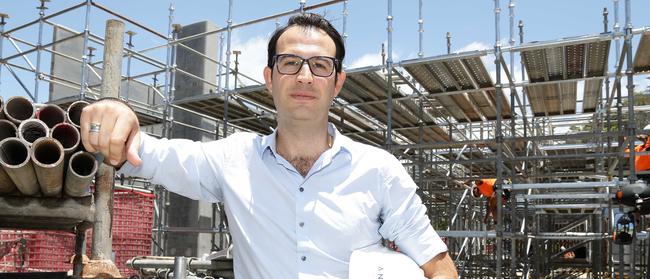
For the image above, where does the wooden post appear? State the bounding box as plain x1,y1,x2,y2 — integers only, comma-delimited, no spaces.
84,19,124,279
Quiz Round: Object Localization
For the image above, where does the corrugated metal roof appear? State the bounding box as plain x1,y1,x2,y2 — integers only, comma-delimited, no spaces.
403,54,511,122
634,32,650,73
521,39,610,116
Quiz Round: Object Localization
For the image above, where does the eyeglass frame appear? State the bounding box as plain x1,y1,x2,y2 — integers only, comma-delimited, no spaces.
272,54,340,77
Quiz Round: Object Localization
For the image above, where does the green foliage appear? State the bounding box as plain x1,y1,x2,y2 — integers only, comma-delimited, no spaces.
569,91,650,133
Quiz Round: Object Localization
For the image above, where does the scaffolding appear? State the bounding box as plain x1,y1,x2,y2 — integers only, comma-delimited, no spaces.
2,0,650,278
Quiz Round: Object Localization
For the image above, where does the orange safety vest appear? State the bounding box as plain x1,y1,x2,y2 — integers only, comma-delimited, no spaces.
476,179,496,198
635,137,650,172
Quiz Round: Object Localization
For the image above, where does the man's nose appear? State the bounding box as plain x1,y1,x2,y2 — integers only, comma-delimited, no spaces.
296,61,313,83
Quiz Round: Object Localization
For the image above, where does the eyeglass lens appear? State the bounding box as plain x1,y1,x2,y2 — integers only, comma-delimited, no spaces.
276,55,335,77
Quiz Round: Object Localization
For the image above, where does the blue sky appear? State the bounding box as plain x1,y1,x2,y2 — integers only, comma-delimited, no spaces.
2,0,650,102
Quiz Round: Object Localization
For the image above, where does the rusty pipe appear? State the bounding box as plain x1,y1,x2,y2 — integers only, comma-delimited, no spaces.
36,104,66,128
0,165,17,194
67,100,89,129
0,137,39,196
0,96,6,119
51,122,80,155
18,118,49,146
0,119,17,141
0,120,18,194
31,137,65,197
64,151,98,197
5,96,35,125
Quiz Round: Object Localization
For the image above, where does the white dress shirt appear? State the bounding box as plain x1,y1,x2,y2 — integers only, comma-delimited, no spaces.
119,123,447,278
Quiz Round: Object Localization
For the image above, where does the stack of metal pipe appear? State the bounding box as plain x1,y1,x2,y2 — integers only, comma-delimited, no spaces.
0,96,98,198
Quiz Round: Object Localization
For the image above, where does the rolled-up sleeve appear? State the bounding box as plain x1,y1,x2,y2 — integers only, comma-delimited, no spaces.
118,133,226,202
377,157,448,266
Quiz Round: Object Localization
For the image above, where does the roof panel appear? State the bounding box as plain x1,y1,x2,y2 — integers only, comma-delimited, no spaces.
449,94,480,121
558,82,577,114
404,64,444,93
462,57,493,88
427,62,457,90
485,89,512,119
179,99,274,134
524,84,549,116
400,54,517,123
523,38,612,83
442,60,473,90
340,79,373,103
521,49,547,82
527,82,578,116
243,89,275,110
428,95,468,121
465,90,495,120
586,40,610,77
582,79,603,113
634,32,650,73
565,44,585,79
349,73,386,100
545,47,564,80
340,72,384,103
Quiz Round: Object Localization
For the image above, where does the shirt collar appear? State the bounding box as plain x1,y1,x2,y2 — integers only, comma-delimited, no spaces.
259,123,351,159
260,127,278,156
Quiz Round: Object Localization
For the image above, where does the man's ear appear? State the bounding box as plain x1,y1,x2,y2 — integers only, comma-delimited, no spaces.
333,70,346,98
264,66,273,93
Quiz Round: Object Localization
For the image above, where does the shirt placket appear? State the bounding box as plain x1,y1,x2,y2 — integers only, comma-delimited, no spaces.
296,176,310,276
295,153,336,277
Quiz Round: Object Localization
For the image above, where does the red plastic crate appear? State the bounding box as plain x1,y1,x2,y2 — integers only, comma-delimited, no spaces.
85,190,155,277
0,230,76,273
1,189,154,277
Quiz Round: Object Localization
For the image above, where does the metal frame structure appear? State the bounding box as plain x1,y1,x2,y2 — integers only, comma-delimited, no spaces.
3,0,650,278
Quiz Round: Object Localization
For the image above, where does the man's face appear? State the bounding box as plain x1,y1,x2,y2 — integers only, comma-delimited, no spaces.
264,26,346,123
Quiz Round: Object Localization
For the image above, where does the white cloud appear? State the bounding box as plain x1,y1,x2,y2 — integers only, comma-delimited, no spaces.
456,41,491,53
348,53,383,69
347,51,400,70
228,32,270,87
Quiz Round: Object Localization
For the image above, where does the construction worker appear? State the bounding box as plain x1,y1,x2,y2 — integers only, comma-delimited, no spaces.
633,124,650,182
470,179,511,224
559,245,576,260
471,179,496,199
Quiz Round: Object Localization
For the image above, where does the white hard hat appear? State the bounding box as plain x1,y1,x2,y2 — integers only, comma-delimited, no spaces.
349,243,425,279
644,124,650,131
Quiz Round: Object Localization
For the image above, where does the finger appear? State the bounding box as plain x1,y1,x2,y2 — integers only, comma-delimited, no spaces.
108,114,135,166
97,110,118,161
125,128,142,167
88,108,104,153
79,105,97,153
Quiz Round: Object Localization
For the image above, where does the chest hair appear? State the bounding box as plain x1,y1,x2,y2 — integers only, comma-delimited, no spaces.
280,135,333,177
287,155,319,177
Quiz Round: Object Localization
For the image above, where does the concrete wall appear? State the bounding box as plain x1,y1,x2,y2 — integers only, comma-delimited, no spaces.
49,27,160,106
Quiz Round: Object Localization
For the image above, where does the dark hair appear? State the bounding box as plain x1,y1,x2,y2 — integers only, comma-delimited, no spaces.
267,13,345,73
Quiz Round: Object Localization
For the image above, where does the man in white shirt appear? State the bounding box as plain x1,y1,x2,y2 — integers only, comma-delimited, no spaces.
80,13,458,278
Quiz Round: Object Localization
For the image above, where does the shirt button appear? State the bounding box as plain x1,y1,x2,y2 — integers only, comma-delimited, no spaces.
299,222,304,227
299,187,304,192
301,256,307,261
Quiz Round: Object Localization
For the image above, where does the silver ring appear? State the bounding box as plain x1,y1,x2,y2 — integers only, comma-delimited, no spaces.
89,122,101,133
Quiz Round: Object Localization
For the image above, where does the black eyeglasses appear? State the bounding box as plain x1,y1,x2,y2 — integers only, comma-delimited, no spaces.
273,54,338,77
